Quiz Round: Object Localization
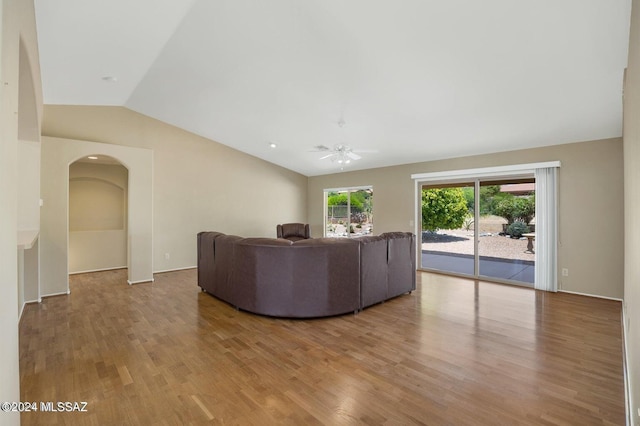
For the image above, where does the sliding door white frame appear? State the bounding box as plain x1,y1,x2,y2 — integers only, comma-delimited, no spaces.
412,161,560,291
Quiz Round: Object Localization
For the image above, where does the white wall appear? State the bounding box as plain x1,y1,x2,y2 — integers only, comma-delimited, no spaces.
17,139,40,313
0,0,20,422
1,0,42,424
40,137,153,295
69,161,128,273
624,1,640,424
17,140,40,230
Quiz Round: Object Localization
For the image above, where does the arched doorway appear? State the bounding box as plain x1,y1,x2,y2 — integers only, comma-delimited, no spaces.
68,155,129,274
40,136,153,295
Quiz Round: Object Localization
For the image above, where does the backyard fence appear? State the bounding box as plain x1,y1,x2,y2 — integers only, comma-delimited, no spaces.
327,205,348,220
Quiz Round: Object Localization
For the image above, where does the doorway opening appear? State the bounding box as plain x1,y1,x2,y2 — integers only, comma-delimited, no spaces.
68,155,129,274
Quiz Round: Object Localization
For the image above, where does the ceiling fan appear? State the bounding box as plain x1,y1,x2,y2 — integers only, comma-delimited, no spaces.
311,120,376,168
313,144,363,165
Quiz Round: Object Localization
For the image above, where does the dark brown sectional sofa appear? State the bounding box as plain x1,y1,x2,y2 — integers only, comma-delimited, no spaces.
197,231,416,318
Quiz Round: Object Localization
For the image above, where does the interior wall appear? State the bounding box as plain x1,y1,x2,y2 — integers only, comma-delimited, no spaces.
17,139,40,230
41,105,309,272
624,0,640,423
40,137,153,295
69,162,128,273
309,138,624,300
17,138,40,309
0,0,42,420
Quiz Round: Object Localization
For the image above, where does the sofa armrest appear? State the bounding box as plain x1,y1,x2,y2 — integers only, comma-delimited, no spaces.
382,232,416,298
358,236,388,308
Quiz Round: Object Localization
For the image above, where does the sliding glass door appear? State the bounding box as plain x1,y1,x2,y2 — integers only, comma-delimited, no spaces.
420,177,535,286
325,187,373,238
421,183,475,276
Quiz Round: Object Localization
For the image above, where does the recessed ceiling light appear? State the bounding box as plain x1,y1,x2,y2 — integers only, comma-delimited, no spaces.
269,142,277,148
101,76,118,83
88,156,98,160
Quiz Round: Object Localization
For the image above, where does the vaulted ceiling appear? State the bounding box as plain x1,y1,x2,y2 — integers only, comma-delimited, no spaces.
35,0,632,176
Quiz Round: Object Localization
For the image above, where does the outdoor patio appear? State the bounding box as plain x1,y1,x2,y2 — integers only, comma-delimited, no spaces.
422,251,534,284
421,223,535,285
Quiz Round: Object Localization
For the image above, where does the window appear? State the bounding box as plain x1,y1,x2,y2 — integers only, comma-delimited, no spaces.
324,186,373,238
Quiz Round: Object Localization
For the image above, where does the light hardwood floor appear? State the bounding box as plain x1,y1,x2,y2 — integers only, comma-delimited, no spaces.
19,269,625,425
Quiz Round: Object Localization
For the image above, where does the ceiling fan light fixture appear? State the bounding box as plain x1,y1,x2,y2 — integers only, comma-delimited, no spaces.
314,139,372,169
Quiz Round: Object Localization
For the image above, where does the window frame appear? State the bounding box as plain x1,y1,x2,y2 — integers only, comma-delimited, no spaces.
323,185,373,238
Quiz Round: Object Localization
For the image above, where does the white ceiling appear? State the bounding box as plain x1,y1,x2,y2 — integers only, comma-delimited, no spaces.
35,0,632,176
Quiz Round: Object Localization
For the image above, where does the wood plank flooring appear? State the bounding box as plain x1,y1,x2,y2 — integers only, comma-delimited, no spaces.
19,269,625,425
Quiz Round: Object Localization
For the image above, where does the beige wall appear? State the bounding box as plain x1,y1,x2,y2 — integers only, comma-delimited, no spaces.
42,106,309,273
18,139,40,230
0,0,42,421
69,162,128,273
41,137,154,293
309,138,624,299
625,1,640,423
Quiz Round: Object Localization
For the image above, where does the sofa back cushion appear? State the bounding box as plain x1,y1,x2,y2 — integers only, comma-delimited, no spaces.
232,237,360,317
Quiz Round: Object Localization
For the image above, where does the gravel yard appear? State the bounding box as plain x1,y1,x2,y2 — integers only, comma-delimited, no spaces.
422,230,534,261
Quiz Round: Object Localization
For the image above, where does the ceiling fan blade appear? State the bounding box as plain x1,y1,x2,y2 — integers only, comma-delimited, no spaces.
347,152,361,160
319,153,335,160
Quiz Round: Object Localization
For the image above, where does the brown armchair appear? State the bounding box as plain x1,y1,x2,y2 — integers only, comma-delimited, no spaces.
277,223,311,241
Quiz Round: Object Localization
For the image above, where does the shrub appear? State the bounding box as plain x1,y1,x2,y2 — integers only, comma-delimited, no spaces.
507,220,530,238
421,188,468,232
494,195,535,225
350,212,367,224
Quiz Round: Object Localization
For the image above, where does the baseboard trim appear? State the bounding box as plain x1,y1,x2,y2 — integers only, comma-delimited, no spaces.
622,304,632,426
41,289,71,298
69,266,127,275
154,266,197,274
127,278,155,285
558,289,623,302
18,298,41,322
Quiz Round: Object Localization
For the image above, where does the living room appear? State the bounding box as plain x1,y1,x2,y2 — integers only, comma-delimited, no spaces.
2,0,640,425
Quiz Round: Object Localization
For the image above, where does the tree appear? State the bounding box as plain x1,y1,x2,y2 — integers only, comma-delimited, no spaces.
479,185,512,215
462,185,513,216
493,195,535,225
462,187,475,213
327,193,363,212
422,188,469,232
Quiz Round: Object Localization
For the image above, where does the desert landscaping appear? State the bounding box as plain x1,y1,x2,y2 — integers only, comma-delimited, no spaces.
423,215,535,262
